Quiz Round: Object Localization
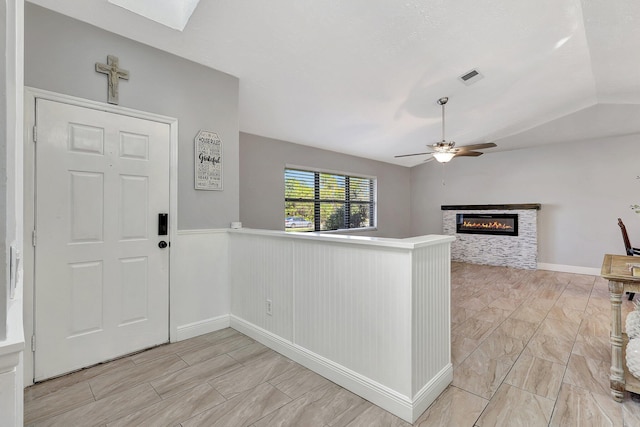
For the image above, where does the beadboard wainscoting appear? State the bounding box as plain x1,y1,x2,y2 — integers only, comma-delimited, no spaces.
228,229,454,423
0,294,24,427
171,230,231,341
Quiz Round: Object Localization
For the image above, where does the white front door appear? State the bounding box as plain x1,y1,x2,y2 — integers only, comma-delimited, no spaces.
34,99,170,381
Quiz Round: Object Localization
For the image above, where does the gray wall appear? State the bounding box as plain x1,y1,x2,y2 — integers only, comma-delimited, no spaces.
240,132,412,238
410,134,640,269
25,4,634,270
24,4,239,230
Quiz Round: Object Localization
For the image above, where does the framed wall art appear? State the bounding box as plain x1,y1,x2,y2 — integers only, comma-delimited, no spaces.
194,130,223,190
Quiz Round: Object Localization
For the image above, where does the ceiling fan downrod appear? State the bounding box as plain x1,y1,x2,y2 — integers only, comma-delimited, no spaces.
438,97,450,146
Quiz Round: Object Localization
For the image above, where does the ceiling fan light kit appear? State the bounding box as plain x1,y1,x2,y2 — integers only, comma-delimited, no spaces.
432,151,456,163
394,96,497,163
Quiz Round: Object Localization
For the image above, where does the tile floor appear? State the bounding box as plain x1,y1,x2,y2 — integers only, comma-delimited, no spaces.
24,262,640,426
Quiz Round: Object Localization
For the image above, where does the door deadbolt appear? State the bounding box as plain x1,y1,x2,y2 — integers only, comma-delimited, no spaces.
158,213,168,236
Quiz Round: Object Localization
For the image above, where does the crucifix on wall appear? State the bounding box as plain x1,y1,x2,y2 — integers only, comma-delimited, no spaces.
95,55,129,104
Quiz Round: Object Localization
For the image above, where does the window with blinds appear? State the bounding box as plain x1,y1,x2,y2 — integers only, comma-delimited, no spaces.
285,168,376,232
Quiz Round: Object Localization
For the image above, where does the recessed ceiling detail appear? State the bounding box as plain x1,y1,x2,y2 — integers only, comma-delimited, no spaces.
107,0,200,31
29,0,640,167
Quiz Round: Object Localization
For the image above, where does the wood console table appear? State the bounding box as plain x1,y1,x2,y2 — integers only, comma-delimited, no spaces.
601,254,640,401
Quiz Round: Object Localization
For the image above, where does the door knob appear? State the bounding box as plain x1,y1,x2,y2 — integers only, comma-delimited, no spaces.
158,241,168,249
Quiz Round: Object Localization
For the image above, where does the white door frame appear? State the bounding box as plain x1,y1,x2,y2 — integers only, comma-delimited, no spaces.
23,87,179,385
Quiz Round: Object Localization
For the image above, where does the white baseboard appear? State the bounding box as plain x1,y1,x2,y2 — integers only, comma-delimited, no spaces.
411,365,453,421
176,315,230,341
537,263,600,276
230,315,450,423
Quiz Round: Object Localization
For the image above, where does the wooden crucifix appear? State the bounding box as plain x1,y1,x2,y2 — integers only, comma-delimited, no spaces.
95,55,129,104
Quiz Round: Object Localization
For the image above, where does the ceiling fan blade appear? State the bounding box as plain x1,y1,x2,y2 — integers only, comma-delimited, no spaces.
396,98,498,162
394,152,430,158
454,151,483,157
455,142,497,152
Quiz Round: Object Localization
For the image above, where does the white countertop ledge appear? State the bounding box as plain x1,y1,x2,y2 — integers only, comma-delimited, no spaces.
228,228,455,249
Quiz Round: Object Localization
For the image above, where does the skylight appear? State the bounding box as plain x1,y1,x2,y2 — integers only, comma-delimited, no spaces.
108,0,201,31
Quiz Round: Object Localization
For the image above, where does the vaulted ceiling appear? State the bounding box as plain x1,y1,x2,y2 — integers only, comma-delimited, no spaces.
28,0,640,166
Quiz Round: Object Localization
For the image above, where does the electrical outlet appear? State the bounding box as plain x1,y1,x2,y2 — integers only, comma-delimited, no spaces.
266,299,273,316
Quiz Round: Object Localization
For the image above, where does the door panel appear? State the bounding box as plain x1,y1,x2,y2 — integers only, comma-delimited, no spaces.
69,260,103,336
70,171,104,242
34,99,170,381
120,175,148,239
119,132,148,160
119,256,149,325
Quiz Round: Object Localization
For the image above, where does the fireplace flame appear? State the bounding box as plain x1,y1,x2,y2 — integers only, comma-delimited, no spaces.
462,220,513,230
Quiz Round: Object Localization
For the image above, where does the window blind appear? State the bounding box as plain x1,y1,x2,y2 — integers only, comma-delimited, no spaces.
285,168,375,232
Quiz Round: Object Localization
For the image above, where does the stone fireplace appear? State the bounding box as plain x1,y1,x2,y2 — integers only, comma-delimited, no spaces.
442,204,541,269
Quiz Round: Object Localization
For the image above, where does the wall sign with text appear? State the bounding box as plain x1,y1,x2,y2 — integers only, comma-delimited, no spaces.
194,130,223,190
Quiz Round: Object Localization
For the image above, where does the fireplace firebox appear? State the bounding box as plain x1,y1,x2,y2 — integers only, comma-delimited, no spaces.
456,213,518,236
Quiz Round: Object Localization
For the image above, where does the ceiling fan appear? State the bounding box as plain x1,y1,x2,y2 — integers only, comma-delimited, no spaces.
395,97,497,163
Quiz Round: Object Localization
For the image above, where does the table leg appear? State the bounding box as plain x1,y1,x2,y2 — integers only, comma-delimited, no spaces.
610,280,625,401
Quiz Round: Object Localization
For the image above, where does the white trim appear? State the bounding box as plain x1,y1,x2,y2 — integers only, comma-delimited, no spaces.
537,263,600,276
3,8,25,423
176,315,230,341
230,315,448,423
3,2,25,422
285,163,377,181
22,87,179,384
229,228,454,250
177,228,229,236
25,87,179,123
410,365,453,421
319,226,377,235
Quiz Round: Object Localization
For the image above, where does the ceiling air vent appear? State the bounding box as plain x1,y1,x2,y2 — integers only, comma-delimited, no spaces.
458,69,483,86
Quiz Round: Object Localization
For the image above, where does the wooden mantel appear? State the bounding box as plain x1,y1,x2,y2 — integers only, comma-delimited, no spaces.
441,203,541,211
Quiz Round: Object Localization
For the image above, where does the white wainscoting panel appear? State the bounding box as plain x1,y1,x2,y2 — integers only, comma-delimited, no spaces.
228,229,453,423
0,367,20,427
230,314,417,422
171,230,230,341
229,233,294,341
411,244,453,418
0,291,25,427
294,241,413,396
